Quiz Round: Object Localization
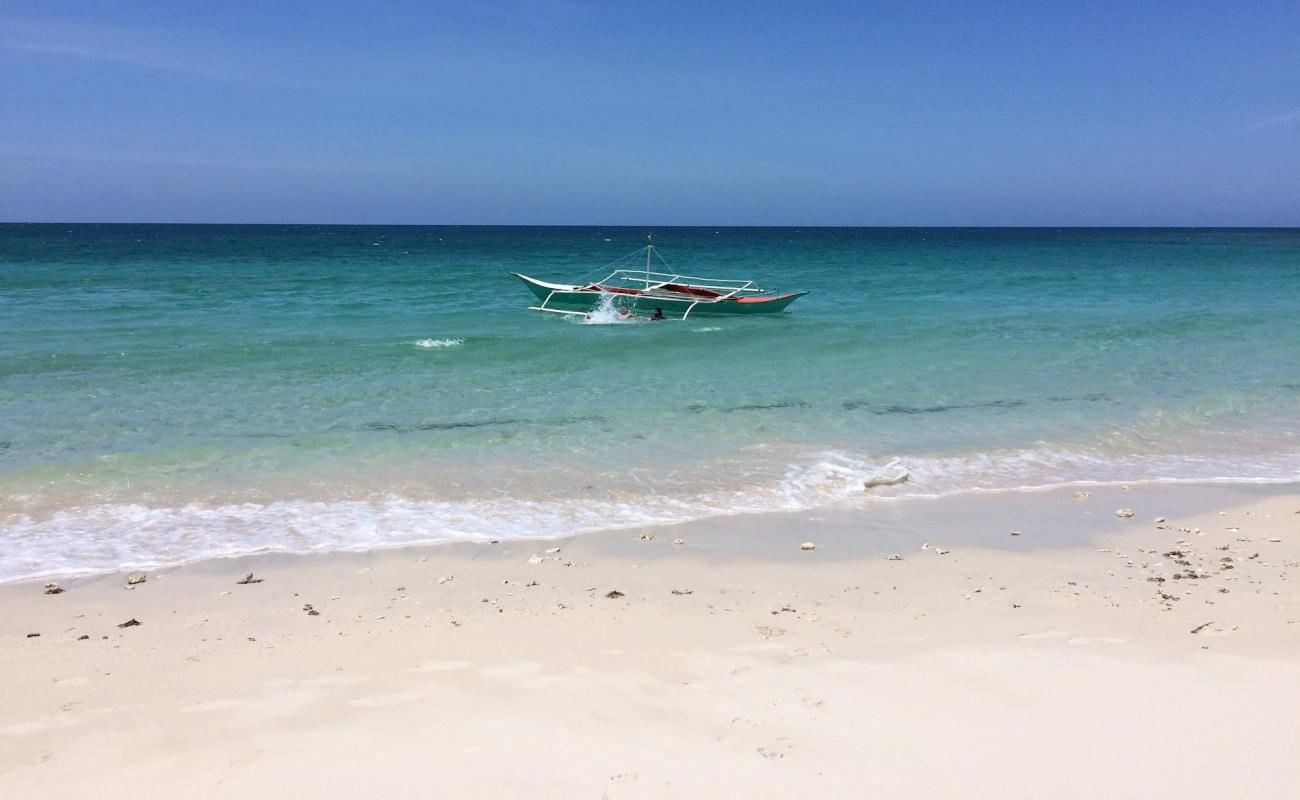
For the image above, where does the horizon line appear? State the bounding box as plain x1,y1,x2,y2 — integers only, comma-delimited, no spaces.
3,221,1298,230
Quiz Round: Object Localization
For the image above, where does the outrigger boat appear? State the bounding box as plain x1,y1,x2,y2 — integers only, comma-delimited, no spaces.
513,234,807,319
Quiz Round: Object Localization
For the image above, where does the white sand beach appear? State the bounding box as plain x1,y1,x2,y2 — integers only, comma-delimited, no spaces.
3,483,1298,798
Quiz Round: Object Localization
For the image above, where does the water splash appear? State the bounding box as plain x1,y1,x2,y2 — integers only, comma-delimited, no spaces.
579,293,639,325
414,338,463,349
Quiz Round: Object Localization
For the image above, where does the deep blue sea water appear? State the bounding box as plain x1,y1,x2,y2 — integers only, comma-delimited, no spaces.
2,224,1298,579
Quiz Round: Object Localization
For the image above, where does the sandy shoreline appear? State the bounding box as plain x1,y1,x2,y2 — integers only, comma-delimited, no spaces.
3,483,1298,798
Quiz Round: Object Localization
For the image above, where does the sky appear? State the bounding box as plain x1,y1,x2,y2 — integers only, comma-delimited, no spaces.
1,1,1297,225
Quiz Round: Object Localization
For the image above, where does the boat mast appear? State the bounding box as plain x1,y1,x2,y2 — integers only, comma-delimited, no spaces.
645,231,653,288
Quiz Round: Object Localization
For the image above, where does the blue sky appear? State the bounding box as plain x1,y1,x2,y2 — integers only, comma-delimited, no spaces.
1,1,1297,225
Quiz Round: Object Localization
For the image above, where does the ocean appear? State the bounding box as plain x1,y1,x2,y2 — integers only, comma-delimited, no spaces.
2,224,1298,581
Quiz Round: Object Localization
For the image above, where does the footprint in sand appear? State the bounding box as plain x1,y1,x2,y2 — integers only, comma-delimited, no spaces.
1017,629,1070,640
755,625,786,639
757,738,795,760
786,645,833,658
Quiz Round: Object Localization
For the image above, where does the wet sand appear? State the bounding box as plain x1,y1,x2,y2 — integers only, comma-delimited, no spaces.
2,483,1298,798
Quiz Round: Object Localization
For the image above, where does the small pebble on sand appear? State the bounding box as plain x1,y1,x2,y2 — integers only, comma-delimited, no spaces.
800,542,816,551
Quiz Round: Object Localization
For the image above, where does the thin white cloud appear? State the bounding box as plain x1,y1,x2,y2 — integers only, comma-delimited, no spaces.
0,17,338,92
2,36,224,80
1243,107,1300,132
0,145,421,177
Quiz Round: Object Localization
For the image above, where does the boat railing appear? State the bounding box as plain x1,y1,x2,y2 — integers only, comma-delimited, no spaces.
596,269,766,300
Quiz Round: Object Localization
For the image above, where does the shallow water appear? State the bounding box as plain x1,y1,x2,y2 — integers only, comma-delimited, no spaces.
2,224,1298,579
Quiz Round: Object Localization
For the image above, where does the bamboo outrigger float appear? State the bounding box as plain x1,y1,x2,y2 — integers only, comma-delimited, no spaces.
513,234,808,319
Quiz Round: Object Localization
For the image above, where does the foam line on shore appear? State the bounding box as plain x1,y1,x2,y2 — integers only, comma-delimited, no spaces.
3,448,1297,583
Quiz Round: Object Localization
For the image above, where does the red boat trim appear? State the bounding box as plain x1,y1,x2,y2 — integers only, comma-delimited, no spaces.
581,284,642,295
734,293,800,304
661,283,722,299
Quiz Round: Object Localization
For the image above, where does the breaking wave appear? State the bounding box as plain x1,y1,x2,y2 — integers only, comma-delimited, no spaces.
2,444,1297,582
414,338,463,349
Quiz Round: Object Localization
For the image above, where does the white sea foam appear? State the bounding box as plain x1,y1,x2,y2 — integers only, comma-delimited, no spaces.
777,447,1300,503
578,293,640,325
414,338,463,349
0,496,716,583
3,446,1297,582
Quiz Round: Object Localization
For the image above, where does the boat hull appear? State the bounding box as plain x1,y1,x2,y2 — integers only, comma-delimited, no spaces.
512,273,806,317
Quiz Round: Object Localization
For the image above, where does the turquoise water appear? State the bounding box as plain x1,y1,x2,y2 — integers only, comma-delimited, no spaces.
2,224,1299,579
